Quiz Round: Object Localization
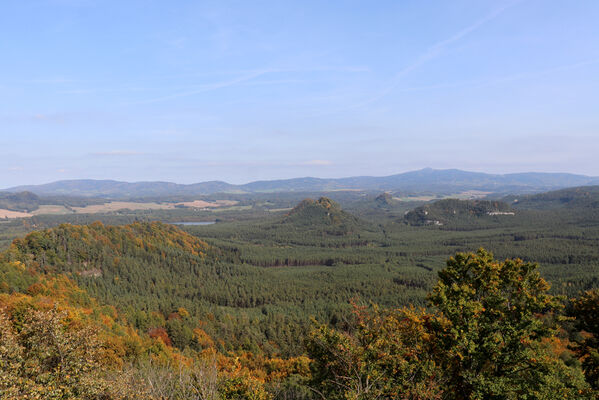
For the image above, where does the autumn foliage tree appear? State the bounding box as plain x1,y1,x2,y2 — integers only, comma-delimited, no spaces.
0,306,146,399
308,249,590,399
571,288,599,390
307,305,445,399
429,249,588,399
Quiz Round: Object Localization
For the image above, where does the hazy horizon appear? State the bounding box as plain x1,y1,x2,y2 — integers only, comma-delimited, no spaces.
4,167,599,189
2,1,599,187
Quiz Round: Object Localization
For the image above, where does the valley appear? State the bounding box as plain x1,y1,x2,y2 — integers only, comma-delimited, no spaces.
4,2,598,396
2,178,599,398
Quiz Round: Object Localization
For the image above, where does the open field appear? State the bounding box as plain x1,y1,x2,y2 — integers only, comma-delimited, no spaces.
31,205,72,215
176,199,238,208
393,195,440,202
0,199,240,219
71,201,177,213
452,190,493,199
72,199,239,213
394,190,493,202
0,209,31,218
210,204,253,212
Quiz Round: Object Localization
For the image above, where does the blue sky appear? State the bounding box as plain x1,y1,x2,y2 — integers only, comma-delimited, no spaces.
1,0,598,186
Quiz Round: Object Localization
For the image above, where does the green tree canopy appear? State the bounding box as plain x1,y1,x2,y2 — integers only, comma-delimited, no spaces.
307,305,444,400
429,249,587,399
308,249,590,400
571,289,599,390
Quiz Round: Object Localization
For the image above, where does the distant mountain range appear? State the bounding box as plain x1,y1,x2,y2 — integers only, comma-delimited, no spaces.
4,168,599,198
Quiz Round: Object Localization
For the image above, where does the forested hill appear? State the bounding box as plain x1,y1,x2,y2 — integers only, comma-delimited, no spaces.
4,221,342,356
282,197,364,234
504,185,599,210
373,192,395,208
6,222,220,312
0,190,105,213
9,221,215,272
404,199,513,226
0,214,408,357
5,222,225,348
0,222,312,398
0,191,40,212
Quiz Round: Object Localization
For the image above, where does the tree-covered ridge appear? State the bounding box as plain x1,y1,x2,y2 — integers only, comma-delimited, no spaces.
0,256,174,398
404,199,513,226
0,191,106,213
6,221,215,287
282,197,364,234
505,185,599,210
10,221,213,263
2,219,403,357
373,192,394,207
3,222,234,349
0,240,311,399
0,191,40,212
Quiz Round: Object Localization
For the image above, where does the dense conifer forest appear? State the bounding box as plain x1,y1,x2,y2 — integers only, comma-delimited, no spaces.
2,187,599,398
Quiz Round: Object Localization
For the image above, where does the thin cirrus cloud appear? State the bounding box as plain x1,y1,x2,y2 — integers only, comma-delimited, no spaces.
392,58,599,94
322,0,523,115
123,69,278,105
120,65,369,105
24,64,371,108
90,150,146,157
30,114,66,123
301,160,333,166
375,0,522,98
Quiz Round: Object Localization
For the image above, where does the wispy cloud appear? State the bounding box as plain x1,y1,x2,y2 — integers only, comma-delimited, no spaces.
49,0,94,6
302,159,333,166
102,65,368,83
469,58,599,88
90,150,145,156
121,65,369,105
29,113,67,124
58,87,156,95
38,65,368,100
328,1,522,114
394,58,599,93
124,69,272,105
151,129,189,137
20,77,79,84
371,1,521,101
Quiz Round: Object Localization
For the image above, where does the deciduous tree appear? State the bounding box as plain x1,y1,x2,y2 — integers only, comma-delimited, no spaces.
429,249,588,399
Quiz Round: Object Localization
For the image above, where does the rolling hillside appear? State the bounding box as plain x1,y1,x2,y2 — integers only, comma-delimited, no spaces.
504,185,599,210
404,199,513,226
281,197,364,234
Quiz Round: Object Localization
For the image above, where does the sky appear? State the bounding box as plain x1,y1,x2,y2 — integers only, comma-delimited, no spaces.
1,0,599,187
